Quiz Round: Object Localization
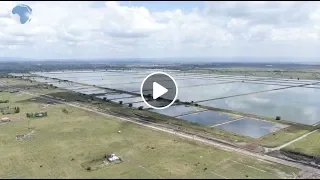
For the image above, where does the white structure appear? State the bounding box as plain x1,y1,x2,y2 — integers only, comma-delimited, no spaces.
107,154,120,162
1,117,10,122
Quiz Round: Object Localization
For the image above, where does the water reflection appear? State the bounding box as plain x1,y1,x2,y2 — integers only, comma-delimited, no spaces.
178,83,284,102
178,110,241,126
215,118,289,139
111,96,143,104
200,87,320,125
151,105,206,117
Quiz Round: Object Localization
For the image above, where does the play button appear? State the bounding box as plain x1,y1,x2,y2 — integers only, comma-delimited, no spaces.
153,82,168,99
141,72,178,109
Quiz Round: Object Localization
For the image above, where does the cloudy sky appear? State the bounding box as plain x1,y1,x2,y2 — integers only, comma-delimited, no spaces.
0,1,320,60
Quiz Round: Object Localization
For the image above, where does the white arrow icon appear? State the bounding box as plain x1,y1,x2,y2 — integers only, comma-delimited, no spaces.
153,82,168,99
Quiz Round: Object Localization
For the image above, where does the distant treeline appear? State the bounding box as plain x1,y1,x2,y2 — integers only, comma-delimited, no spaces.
0,100,9,103
1,61,320,73
1,106,20,115
0,61,128,73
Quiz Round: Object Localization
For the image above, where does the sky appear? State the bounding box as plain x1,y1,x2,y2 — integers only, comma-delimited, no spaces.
0,1,320,60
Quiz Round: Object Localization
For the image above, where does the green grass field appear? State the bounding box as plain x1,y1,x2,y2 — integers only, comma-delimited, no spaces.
282,130,320,158
0,90,300,178
255,126,312,148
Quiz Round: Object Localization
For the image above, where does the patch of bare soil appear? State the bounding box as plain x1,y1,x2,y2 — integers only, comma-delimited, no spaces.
16,130,35,141
236,142,265,153
267,150,320,172
298,169,320,179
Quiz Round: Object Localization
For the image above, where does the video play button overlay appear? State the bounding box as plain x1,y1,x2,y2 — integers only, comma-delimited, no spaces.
153,82,168,99
141,72,178,109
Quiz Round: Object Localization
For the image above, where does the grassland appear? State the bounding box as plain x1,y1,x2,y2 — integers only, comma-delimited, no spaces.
0,85,300,178
282,131,320,158
255,126,312,148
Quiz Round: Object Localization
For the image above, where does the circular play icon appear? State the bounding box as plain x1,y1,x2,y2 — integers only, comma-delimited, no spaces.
140,72,178,109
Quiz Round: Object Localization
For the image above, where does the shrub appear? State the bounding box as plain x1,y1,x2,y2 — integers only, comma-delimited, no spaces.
119,101,123,105
128,103,133,107
14,107,20,113
62,108,69,114
275,116,281,120
138,106,143,110
175,99,180,103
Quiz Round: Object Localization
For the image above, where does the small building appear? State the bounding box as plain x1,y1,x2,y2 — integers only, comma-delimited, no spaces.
35,113,43,117
107,154,120,162
1,117,10,122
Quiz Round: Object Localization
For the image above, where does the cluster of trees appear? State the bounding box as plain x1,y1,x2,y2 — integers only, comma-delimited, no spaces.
0,100,9,103
26,112,48,118
13,107,20,113
1,106,20,115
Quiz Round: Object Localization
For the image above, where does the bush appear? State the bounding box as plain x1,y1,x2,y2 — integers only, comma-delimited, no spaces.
195,103,199,106
175,99,180,103
26,113,34,118
275,116,281,120
62,108,69,114
138,106,143,110
191,101,194,104
128,103,133,107
119,101,123,105
14,107,20,113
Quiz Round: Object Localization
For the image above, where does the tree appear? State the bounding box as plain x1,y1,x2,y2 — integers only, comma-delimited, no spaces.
275,116,281,120
119,101,123,105
15,107,20,113
128,103,133,107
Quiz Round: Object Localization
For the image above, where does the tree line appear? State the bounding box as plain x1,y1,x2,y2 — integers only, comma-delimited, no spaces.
0,100,9,103
1,106,20,115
